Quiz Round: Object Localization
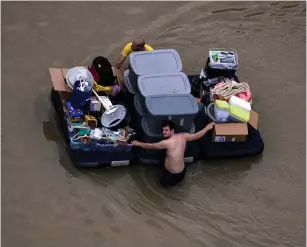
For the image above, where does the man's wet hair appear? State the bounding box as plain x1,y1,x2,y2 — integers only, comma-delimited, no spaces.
161,120,175,131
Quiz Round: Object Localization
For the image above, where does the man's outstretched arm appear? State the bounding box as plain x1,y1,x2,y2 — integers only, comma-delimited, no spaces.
132,140,168,150
115,55,126,69
183,122,215,142
115,43,131,69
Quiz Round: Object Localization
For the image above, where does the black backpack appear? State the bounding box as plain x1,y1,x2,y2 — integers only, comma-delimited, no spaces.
89,56,116,87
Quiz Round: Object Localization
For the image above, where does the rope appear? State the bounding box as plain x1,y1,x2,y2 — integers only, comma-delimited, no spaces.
213,78,250,100
67,118,130,143
71,129,129,144
101,128,129,143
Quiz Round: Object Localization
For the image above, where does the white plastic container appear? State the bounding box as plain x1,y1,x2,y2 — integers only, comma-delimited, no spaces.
228,104,250,123
214,100,230,122
208,48,238,70
229,95,251,112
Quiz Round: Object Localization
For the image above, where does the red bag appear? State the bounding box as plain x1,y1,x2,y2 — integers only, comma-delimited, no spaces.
88,64,99,82
235,91,252,103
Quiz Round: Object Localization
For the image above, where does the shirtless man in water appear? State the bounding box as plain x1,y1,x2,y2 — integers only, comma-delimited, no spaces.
132,120,215,187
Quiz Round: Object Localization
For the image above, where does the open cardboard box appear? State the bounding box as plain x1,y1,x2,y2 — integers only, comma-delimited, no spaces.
212,110,259,143
49,66,124,102
49,68,73,102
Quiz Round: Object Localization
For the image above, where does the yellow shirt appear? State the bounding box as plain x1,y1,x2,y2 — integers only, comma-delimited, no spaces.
94,81,113,95
121,42,153,57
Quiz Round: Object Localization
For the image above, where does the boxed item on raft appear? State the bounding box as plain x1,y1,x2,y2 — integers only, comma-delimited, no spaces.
49,68,72,101
84,115,98,129
64,101,84,123
206,48,238,78
213,123,248,142
212,109,259,143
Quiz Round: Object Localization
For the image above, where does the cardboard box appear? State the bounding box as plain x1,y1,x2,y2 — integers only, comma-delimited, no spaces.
212,110,259,143
248,109,258,130
213,123,248,142
49,66,124,101
49,68,73,102
49,68,71,92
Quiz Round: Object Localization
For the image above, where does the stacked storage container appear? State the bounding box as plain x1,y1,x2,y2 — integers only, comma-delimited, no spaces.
124,49,200,164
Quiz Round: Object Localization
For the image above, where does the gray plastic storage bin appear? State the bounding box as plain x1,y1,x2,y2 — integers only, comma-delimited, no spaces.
145,94,199,131
128,49,183,85
124,69,138,94
137,72,191,97
134,93,148,117
141,117,195,140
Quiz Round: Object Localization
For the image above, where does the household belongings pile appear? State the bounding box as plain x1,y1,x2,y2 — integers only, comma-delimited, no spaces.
49,64,135,151
199,48,259,143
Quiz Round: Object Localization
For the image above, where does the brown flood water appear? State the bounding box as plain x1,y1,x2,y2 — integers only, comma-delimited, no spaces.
2,1,306,247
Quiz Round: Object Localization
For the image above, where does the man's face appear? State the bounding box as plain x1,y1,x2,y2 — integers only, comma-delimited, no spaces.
162,126,173,138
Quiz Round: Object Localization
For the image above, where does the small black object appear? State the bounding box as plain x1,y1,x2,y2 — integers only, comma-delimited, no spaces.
89,56,116,87
221,51,234,55
205,57,237,78
220,58,235,63
202,76,224,88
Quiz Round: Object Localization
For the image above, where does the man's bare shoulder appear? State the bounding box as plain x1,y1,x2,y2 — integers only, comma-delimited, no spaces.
174,133,188,139
170,134,187,143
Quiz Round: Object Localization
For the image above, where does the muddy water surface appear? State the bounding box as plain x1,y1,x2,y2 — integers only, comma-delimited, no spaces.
2,1,306,247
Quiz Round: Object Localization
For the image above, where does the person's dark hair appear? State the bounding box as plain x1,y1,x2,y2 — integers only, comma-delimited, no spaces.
161,120,175,131
133,38,145,46
92,56,116,86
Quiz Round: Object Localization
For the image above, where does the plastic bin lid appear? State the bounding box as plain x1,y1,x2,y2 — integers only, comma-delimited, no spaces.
215,100,230,110
129,49,182,76
145,94,199,116
137,72,191,97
